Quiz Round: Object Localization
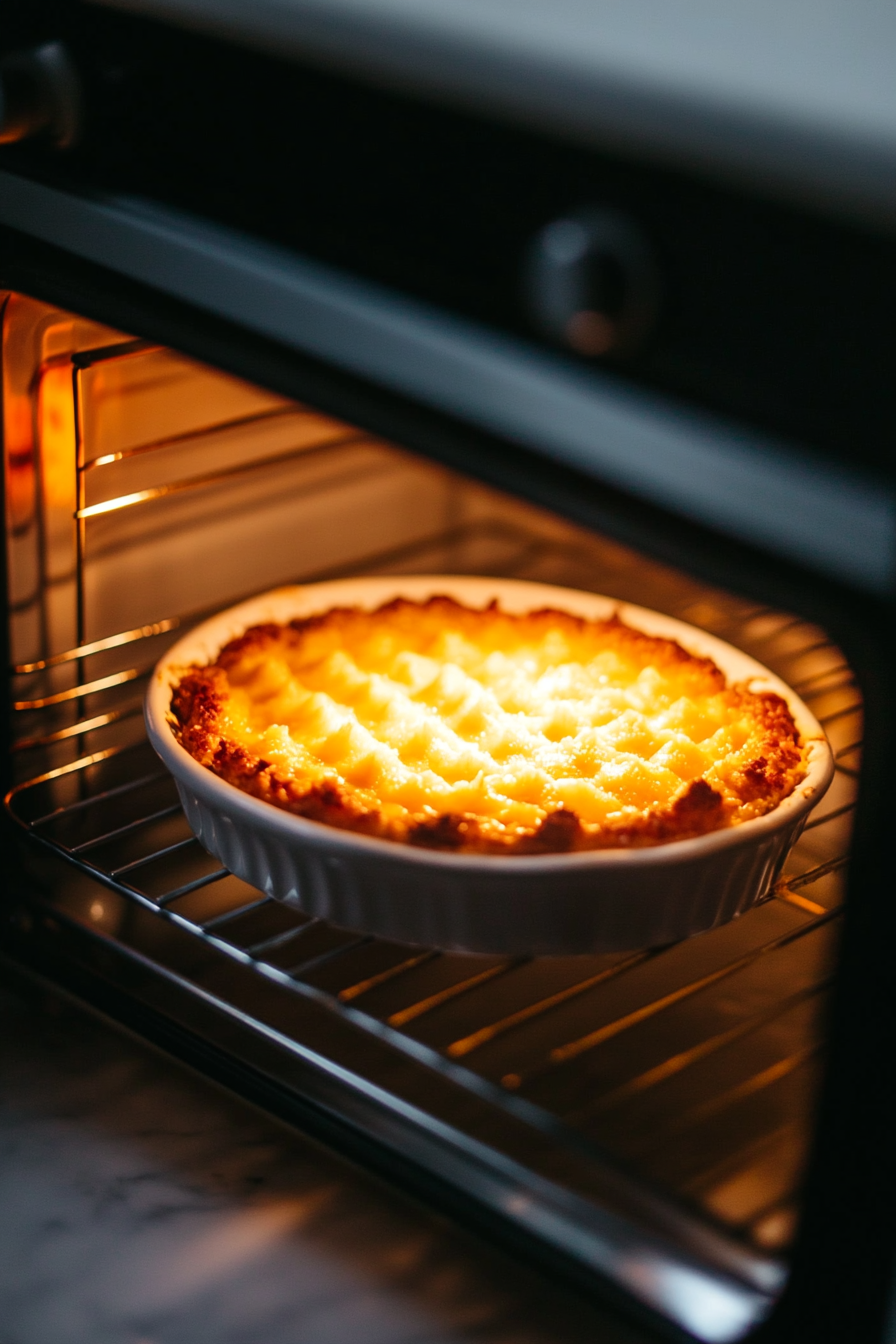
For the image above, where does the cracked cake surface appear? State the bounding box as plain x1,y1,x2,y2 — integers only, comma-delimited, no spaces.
169,595,808,854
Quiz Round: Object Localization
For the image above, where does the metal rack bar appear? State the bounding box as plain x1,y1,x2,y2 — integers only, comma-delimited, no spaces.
774,889,828,917
26,766,167,825
444,953,650,1060
148,867,230,903
533,911,837,1070
12,705,143,753
108,834,199,876
284,934,373,978
79,402,299,470
817,703,863,727
13,666,146,711
803,802,856,830
12,619,180,676
668,1047,820,1141
791,666,853,694
387,961,524,1029
76,430,376,519
69,802,182,853
200,895,271,929
338,950,438,1003
574,982,831,1124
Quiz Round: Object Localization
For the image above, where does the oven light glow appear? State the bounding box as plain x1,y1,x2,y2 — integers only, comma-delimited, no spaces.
38,360,76,508
89,901,105,922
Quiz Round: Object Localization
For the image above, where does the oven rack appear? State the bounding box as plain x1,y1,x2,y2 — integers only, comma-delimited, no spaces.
6,516,860,1285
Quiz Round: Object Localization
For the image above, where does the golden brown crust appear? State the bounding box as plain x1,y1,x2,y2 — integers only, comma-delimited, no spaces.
169,596,807,854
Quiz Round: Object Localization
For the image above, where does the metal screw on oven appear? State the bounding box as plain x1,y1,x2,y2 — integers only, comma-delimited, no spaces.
0,41,81,149
526,209,659,358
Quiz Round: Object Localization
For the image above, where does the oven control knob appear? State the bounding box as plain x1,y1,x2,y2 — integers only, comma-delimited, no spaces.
0,42,81,149
526,209,658,358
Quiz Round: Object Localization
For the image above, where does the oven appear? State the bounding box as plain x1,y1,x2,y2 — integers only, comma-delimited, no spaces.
1,5,894,1342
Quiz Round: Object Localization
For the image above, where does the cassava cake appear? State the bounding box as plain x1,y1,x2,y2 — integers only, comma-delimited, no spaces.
170,596,808,854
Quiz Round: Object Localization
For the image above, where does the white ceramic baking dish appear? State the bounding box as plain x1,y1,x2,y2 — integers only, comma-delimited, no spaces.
146,576,833,954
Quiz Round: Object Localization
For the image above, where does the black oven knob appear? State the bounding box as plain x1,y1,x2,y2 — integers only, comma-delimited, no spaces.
526,209,659,358
0,42,80,149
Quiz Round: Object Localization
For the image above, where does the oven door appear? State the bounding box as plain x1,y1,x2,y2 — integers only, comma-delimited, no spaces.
2,12,895,1344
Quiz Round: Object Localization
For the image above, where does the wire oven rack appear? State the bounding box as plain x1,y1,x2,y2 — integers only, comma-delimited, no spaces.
4,392,861,1335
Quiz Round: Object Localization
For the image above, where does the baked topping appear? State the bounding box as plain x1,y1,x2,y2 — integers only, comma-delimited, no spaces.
170,596,808,854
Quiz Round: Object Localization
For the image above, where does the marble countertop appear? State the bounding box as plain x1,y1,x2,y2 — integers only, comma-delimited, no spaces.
0,979,642,1344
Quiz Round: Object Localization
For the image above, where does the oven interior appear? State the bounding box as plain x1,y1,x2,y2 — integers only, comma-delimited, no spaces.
2,291,861,1339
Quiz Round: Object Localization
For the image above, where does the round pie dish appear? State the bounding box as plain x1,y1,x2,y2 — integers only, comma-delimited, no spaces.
145,576,834,954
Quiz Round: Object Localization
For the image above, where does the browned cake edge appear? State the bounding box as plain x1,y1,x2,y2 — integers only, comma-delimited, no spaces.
169,597,806,855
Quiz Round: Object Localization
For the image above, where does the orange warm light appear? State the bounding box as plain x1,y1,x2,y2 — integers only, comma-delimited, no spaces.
37,360,77,508
3,393,36,527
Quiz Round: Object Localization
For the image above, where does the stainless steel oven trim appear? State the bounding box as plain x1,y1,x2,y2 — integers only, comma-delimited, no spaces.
0,168,893,595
